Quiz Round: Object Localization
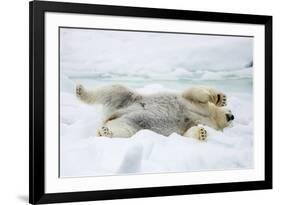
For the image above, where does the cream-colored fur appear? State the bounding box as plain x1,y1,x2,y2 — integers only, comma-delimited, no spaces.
184,126,207,141
76,84,233,141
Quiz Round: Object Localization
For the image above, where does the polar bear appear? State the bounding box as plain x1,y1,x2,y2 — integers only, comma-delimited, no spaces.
75,84,234,141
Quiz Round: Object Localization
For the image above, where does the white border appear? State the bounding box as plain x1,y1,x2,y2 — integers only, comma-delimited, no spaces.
45,12,265,193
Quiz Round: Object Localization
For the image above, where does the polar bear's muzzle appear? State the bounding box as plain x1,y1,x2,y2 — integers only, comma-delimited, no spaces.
226,113,234,122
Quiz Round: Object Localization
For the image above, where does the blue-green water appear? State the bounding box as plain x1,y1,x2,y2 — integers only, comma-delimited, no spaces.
69,77,252,94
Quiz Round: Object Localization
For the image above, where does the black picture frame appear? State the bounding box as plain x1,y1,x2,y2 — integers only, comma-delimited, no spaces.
29,0,272,204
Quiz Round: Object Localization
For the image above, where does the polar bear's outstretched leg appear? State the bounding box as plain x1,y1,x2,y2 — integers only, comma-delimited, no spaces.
96,118,138,138
76,84,140,109
183,126,207,141
76,84,92,103
182,86,227,107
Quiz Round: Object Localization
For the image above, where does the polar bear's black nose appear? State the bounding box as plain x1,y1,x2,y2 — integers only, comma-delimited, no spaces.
226,113,234,121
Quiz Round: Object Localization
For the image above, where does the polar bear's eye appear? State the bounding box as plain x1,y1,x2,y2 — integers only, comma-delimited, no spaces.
184,117,190,122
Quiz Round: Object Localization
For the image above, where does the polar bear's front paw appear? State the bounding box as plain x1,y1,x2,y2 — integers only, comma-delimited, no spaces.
216,93,227,107
97,126,113,137
183,126,207,141
198,127,207,141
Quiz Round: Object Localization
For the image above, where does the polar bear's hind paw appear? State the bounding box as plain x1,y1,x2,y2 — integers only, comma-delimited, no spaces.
76,84,84,97
97,126,113,137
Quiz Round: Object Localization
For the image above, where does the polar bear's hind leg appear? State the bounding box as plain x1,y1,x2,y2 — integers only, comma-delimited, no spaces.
75,84,96,104
75,84,140,109
97,118,138,138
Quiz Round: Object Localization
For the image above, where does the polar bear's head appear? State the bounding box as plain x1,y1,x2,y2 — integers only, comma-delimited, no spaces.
194,102,234,130
212,106,234,130
182,97,235,131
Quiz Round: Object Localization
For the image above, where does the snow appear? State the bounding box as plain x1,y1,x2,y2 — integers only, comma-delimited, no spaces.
60,85,253,177
59,28,253,177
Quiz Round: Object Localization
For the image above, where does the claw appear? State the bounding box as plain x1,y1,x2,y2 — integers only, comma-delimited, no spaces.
216,93,227,107
97,126,113,137
198,127,207,141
